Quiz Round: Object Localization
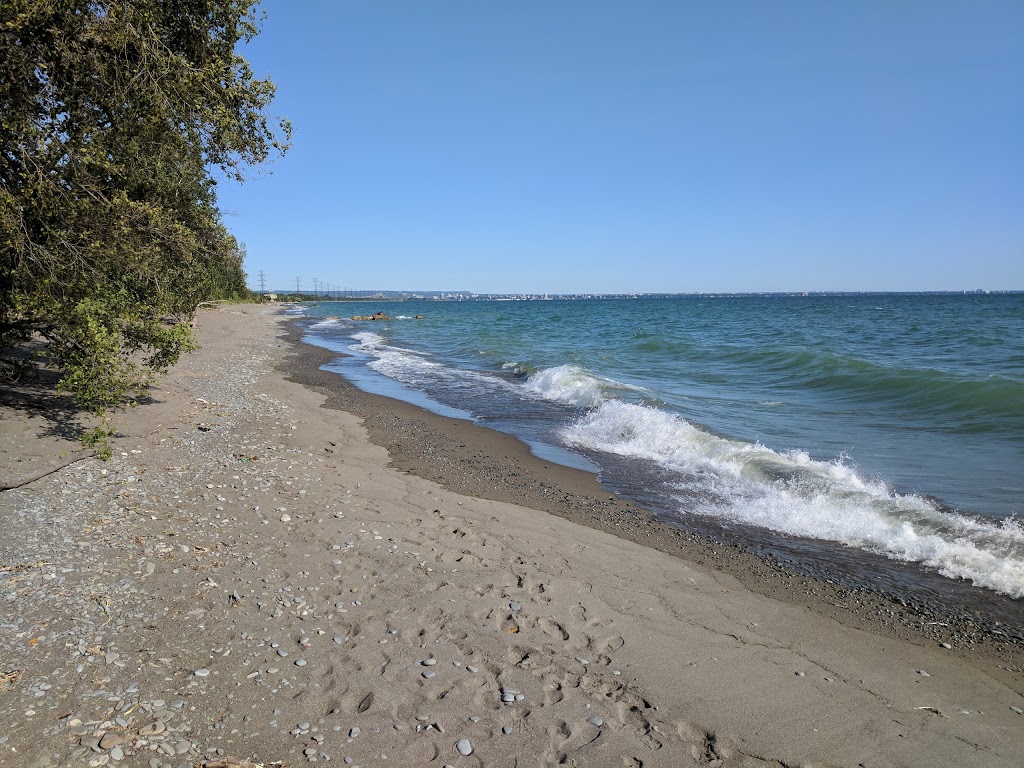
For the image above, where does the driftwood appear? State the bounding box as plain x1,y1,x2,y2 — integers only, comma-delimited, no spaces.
0,449,97,491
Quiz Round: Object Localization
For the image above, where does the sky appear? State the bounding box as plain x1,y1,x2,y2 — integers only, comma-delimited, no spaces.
216,0,1024,295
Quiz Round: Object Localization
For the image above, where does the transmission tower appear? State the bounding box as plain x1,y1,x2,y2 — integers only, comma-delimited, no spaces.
295,277,301,294
257,270,266,294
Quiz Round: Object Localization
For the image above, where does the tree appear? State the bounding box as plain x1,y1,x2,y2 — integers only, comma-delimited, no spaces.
0,0,290,424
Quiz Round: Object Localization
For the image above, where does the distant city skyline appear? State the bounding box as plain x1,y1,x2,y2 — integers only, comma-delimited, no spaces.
218,1,1024,294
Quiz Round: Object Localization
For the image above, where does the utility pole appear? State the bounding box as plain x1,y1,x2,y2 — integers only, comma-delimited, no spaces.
257,270,266,294
295,277,301,295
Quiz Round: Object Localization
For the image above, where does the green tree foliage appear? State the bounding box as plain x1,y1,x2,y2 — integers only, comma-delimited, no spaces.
0,0,289,414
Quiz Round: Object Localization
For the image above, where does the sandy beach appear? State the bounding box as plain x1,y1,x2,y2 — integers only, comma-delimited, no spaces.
2,304,1022,768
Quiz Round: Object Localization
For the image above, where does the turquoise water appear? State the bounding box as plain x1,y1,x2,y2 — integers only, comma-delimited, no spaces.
294,294,1024,602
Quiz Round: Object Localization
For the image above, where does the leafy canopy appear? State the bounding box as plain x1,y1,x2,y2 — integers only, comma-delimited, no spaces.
0,0,289,415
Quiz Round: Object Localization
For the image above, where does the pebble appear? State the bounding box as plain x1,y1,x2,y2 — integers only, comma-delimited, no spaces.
422,670,435,679
502,725,513,734
193,668,210,678
456,739,473,756
465,665,478,673
280,514,291,522
99,731,127,749
295,659,307,667
349,727,360,738
333,636,343,644
139,722,166,736
1012,706,1023,715
509,602,521,611
916,669,930,677
420,658,437,666
575,657,590,665
587,716,604,727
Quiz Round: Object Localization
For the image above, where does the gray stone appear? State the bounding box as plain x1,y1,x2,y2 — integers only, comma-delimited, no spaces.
456,739,473,756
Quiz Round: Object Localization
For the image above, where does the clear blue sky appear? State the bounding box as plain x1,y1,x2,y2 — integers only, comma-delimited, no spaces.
218,0,1024,294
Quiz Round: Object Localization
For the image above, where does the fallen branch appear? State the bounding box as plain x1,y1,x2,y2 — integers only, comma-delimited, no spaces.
0,449,98,491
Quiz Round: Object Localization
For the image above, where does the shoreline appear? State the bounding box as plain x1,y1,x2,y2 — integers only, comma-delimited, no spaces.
280,315,1024,662
2,304,1022,768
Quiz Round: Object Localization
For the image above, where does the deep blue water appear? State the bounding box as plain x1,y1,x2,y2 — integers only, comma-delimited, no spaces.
291,294,1024,602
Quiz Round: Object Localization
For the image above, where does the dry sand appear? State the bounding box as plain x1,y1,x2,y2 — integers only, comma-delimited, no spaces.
1,304,1022,768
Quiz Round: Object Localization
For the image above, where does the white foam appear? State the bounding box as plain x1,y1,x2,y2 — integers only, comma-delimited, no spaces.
309,317,343,329
349,332,516,398
524,365,644,408
562,399,1024,597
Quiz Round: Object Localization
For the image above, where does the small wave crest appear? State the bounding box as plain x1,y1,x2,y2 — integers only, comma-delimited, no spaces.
501,361,532,376
561,399,1024,597
350,333,517,400
350,332,437,379
308,317,343,329
725,347,1024,431
524,365,645,408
